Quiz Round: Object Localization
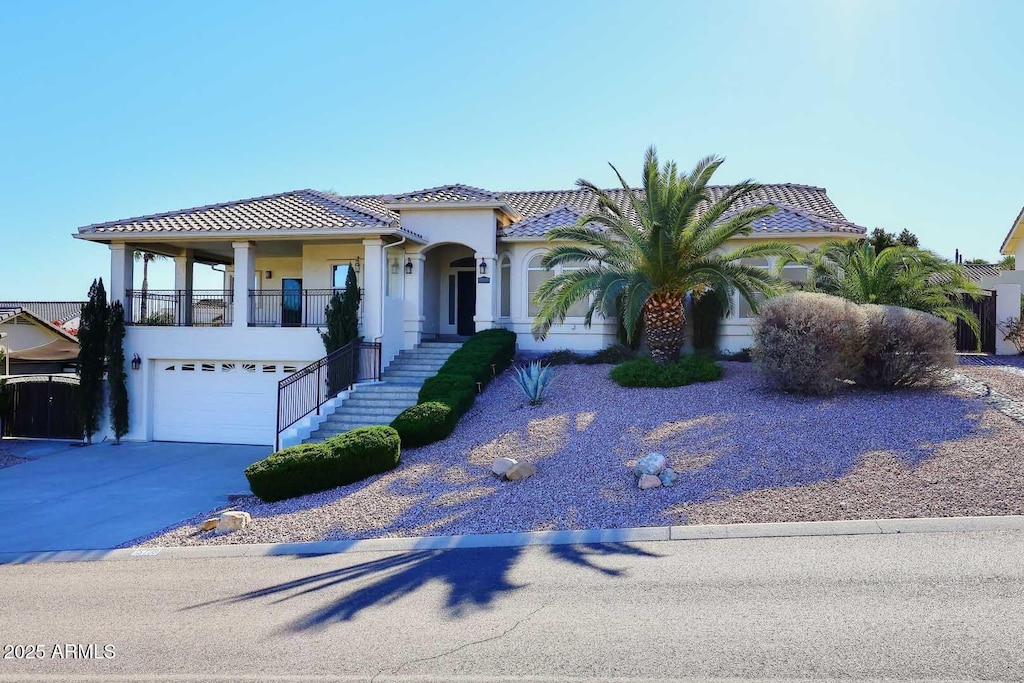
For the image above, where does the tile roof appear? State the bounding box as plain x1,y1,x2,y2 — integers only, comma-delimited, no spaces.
77,189,402,235
0,307,80,342
76,182,864,241
0,302,85,325
387,184,504,204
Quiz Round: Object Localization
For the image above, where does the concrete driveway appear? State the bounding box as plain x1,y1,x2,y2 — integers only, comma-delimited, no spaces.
0,440,268,553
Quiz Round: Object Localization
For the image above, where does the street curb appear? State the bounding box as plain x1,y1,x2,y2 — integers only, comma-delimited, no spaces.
2,515,1024,565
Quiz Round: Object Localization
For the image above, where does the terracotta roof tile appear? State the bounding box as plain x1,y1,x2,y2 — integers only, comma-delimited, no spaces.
0,302,85,325
387,184,503,204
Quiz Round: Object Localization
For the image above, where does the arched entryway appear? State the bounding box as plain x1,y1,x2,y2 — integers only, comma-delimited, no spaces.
421,243,478,338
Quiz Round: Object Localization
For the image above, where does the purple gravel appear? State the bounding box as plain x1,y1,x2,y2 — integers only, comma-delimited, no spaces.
134,362,1006,547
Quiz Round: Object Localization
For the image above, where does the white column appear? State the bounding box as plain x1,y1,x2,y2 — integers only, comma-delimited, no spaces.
173,249,195,325
109,244,134,312
362,238,384,339
474,252,497,331
403,251,426,348
995,282,1023,355
232,241,255,329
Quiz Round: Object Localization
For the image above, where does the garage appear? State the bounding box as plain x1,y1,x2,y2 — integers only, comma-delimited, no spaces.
152,360,299,445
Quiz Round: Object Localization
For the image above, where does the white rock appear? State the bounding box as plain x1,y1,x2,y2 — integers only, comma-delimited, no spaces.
505,462,537,481
634,452,668,477
638,474,662,490
659,468,679,487
215,511,252,534
492,457,518,476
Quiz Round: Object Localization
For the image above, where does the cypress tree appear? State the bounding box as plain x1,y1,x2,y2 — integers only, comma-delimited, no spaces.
107,301,129,444
320,292,346,354
340,264,361,344
78,278,108,443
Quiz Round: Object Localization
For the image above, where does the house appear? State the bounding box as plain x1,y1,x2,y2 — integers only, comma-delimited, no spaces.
0,306,80,375
74,183,867,445
982,207,1024,355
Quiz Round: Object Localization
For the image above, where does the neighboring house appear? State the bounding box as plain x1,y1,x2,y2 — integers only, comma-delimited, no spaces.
0,301,84,336
0,306,80,375
982,208,1024,355
74,183,867,445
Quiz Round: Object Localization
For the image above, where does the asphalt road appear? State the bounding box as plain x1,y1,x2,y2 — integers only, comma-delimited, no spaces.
1,530,1023,682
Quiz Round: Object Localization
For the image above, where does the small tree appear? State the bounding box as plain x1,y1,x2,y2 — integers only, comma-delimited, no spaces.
78,279,108,443
107,301,129,443
340,264,361,344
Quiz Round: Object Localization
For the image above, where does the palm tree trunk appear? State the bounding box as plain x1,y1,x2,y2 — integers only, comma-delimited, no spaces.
642,292,686,364
140,257,150,320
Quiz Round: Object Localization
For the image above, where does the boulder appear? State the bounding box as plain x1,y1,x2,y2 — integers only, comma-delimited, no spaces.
215,511,252,534
504,462,537,481
659,468,679,487
638,474,662,490
198,517,219,532
492,457,518,476
634,452,668,477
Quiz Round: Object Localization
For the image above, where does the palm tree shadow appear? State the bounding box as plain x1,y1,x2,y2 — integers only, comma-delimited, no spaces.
185,542,662,632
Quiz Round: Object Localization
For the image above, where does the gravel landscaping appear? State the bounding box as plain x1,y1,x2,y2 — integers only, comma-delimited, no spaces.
0,442,30,470
130,360,1024,547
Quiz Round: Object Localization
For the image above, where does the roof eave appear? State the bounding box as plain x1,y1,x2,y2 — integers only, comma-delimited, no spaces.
74,226,426,245
384,200,522,220
999,206,1024,255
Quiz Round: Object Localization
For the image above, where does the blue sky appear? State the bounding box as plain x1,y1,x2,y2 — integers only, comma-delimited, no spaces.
1,0,1021,300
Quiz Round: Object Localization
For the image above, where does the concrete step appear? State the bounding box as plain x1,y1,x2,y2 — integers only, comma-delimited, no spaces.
326,405,406,418
418,343,463,350
343,397,417,409
385,362,447,373
383,370,437,379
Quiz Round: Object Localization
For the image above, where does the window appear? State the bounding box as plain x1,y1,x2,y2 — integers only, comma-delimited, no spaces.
527,254,589,318
737,257,769,319
332,264,353,289
782,264,809,286
499,256,511,318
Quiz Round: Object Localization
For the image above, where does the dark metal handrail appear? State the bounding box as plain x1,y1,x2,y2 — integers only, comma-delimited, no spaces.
275,340,382,450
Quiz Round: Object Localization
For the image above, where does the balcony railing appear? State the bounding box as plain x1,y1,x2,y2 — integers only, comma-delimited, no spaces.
125,290,233,327
249,289,357,328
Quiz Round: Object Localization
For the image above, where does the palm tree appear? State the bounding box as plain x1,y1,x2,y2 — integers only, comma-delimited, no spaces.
798,240,983,337
134,251,168,319
532,147,798,363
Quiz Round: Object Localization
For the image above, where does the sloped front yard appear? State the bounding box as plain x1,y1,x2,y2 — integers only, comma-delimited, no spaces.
131,360,1024,547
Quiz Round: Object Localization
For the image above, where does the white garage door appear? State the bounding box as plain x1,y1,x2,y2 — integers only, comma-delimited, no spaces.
152,360,300,445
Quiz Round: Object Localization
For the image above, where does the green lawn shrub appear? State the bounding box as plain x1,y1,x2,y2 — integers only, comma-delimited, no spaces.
752,292,868,396
610,355,723,388
418,373,477,414
390,401,459,448
245,426,400,502
858,304,957,388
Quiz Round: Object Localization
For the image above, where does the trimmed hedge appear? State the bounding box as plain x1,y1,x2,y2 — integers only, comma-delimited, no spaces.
418,373,477,414
390,401,458,447
245,426,400,502
610,355,723,388
391,328,517,449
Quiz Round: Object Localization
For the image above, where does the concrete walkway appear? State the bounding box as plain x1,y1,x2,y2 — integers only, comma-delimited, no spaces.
0,440,267,553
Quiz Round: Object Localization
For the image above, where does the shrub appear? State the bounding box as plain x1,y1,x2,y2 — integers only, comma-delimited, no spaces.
752,292,867,396
859,305,957,387
391,402,458,447
418,373,477,414
998,316,1024,355
245,426,400,502
538,349,581,366
511,361,554,404
438,329,516,384
610,355,723,388
580,344,636,365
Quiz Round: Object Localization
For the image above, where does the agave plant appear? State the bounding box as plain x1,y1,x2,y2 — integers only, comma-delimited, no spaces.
512,361,554,405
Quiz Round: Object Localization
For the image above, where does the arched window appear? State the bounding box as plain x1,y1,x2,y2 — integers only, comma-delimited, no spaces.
499,256,511,318
527,254,589,318
737,257,769,319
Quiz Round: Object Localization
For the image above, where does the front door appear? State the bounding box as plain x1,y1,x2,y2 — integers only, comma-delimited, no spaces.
456,271,476,336
282,278,303,327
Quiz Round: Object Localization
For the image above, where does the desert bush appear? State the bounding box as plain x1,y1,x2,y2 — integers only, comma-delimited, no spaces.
610,355,722,388
998,316,1024,355
580,344,636,365
752,292,867,396
244,426,400,502
537,349,582,366
390,402,459,448
858,305,957,387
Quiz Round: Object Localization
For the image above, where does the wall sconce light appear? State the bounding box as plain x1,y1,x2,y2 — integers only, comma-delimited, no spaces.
390,260,399,275
353,257,361,274
405,258,413,275
131,353,142,371
478,259,487,275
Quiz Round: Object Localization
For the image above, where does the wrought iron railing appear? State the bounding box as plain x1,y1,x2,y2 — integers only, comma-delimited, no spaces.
249,288,344,328
125,290,233,327
275,340,382,449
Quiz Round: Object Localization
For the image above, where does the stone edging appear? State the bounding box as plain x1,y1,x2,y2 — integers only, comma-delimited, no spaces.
2,515,1023,566
948,370,1024,422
